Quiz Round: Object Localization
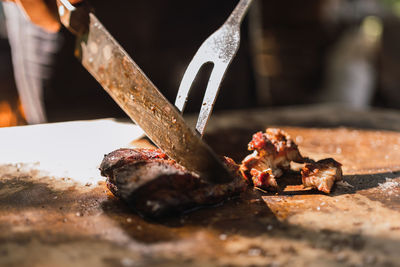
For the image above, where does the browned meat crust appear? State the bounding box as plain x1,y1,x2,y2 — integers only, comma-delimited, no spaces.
240,129,305,189
100,148,168,177
100,129,343,217
100,148,248,218
301,158,343,193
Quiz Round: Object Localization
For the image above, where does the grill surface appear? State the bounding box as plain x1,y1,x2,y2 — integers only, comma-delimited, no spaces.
1,105,400,267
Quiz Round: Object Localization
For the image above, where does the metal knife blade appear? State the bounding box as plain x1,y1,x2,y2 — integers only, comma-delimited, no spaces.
56,0,233,184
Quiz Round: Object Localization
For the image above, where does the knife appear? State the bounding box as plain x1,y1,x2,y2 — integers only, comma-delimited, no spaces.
56,0,233,184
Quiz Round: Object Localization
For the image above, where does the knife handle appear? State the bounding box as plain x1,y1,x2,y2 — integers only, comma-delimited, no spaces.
56,0,91,35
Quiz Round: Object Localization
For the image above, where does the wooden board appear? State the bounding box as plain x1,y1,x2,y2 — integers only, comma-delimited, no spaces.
1,106,400,267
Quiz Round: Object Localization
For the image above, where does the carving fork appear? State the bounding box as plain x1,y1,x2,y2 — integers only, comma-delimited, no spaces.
175,0,253,136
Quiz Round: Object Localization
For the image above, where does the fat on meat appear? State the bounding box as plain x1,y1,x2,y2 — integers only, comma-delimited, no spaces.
301,158,343,193
100,129,344,217
100,148,248,218
240,128,305,189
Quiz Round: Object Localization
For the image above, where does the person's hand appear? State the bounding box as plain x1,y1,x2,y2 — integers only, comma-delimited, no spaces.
4,0,82,32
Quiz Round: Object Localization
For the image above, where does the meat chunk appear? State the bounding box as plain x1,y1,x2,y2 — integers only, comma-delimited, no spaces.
100,148,248,218
100,129,344,217
240,129,304,189
301,158,343,193
100,148,168,177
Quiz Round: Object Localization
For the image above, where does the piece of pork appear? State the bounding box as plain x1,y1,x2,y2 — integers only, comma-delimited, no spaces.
100,129,343,218
100,148,248,218
240,128,305,189
301,158,343,193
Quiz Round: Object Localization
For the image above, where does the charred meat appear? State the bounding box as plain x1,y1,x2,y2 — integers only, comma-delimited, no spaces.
240,129,305,189
301,158,343,193
100,128,343,217
100,148,169,178
100,148,248,218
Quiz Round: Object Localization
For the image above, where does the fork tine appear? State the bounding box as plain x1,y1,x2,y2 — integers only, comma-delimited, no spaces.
196,62,229,135
176,0,253,136
175,51,208,113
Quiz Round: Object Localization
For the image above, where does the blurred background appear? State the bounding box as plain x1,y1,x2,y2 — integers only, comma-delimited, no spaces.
0,0,400,127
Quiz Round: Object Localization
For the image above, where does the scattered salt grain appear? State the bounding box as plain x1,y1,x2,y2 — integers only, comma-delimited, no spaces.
219,234,227,240
336,252,347,262
248,247,262,257
295,136,303,143
378,178,400,195
121,258,135,267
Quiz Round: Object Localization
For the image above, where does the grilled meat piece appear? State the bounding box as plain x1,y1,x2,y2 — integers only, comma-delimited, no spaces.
100,148,168,177
100,148,248,218
240,129,305,189
301,158,343,193
100,129,343,217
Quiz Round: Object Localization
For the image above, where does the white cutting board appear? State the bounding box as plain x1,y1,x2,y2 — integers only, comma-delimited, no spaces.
0,119,144,184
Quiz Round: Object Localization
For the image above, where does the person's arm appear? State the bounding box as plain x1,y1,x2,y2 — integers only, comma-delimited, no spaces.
4,0,82,32
2,0,81,124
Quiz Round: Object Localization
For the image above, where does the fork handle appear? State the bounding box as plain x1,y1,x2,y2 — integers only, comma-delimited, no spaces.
226,0,254,26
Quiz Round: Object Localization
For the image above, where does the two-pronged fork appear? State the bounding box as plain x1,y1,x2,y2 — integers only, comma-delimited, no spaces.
175,0,253,136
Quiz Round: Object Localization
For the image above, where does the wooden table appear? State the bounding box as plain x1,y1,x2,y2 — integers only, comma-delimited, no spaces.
1,106,400,267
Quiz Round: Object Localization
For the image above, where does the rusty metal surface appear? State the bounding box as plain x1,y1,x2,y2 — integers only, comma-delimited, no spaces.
57,1,231,184
1,107,400,266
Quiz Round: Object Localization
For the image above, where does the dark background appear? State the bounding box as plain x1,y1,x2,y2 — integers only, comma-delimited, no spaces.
2,0,400,124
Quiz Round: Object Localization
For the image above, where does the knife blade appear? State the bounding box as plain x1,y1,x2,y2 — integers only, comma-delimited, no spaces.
56,0,233,184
